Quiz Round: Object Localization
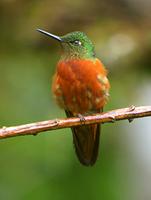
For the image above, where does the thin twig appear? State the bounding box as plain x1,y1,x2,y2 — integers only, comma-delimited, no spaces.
0,106,151,139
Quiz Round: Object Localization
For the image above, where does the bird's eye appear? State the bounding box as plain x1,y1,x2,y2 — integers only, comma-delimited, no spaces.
70,40,82,46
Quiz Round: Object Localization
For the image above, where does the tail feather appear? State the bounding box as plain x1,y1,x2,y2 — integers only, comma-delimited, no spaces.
65,110,101,166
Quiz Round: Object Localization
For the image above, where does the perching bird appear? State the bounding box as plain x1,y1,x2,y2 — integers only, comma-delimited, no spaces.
37,29,110,166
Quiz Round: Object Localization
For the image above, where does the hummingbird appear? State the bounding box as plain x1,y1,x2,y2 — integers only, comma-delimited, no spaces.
37,29,110,166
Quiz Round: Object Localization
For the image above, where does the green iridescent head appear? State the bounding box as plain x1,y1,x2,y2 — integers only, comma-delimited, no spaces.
37,29,95,59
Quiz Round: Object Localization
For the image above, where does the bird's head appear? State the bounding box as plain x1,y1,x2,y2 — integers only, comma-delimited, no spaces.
37,29,95,60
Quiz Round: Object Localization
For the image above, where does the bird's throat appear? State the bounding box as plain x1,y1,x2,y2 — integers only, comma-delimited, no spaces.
60,44,95,61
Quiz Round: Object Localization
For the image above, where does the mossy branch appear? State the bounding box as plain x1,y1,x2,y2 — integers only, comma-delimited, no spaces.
0,106,151,139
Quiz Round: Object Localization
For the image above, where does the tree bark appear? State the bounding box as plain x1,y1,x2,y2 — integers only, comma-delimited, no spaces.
0,106,151,139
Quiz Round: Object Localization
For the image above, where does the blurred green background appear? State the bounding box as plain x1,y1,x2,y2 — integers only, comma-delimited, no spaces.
0,0,151,199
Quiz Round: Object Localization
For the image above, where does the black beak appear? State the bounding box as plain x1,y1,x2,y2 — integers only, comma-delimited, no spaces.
37,29,62,42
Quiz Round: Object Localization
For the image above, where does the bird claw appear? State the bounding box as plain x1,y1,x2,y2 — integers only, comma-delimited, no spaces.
77,114,86,124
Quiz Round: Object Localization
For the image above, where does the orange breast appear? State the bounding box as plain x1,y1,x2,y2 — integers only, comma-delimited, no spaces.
52,58,110,114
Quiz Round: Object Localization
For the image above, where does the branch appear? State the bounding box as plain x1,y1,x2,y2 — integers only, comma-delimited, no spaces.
0,106,151,139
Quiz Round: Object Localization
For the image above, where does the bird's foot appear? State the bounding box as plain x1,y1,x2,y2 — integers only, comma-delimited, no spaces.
77,114,86,125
